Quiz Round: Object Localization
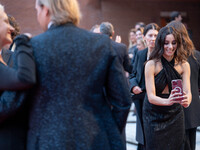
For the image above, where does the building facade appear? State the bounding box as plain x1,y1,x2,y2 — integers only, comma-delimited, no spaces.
1,0,200,49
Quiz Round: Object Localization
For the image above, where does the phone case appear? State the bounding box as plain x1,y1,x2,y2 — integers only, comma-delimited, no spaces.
171,79,183,96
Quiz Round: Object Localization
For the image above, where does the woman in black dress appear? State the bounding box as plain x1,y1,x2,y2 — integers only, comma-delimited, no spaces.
167,21,200,150
143,26,191,150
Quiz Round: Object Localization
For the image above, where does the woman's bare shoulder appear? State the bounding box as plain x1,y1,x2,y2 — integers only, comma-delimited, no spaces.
146,59,156,67
181,61,190,70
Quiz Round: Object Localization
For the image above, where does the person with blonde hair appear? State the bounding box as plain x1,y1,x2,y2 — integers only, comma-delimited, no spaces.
0,3,36,150
128,28,137,50
136,37,146,51
24,0,131,149
90,24,100,33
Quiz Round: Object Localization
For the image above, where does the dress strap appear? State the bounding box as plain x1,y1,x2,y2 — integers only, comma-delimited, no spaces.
161,56,182,92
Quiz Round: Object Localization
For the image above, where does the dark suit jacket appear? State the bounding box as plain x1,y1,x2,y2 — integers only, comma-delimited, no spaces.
111,40,132,73
27,23,131,150
128,45,138,66
129,48,148,91
0,35,36,150
129,48,148,145
184,50,200,129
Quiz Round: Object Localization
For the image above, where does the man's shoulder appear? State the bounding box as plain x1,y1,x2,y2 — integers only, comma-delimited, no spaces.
111,41,127,51
137,47,148,55
31,24,111,52
111,40,126,46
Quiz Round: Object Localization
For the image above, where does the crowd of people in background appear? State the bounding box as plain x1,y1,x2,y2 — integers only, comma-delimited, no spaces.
90,10,199,150
0,0,199,150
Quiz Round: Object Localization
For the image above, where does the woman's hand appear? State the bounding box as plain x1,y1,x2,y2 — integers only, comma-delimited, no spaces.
132,86,142,94
180,92,190,108
167,89,186,106
115,35,121,43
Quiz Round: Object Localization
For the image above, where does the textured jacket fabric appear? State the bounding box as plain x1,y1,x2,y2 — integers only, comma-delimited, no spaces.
27,23,131,150
111,40,132,73
184,50,200,129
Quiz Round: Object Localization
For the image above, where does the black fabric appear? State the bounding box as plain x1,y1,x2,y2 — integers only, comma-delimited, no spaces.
143,57,185,150
129,48,148,92
184,128,196,150
137,143,146,150
184,50,200,129
111,40,132,73
129,48,148,145
27,23,131,150
128,45,138,66
132,93,145,145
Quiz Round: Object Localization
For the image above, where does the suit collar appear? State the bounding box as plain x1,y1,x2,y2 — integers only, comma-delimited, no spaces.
48,22,74,31
48,21,54,29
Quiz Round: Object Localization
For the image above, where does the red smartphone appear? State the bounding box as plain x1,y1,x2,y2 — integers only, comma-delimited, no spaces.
171,79,183,100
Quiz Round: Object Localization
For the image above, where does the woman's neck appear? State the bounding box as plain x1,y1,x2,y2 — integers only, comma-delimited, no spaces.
147,47,153,60
163,55,174,62
148,47,153,53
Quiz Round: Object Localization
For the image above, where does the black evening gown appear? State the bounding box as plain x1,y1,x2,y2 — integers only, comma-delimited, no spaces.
143,57,185,150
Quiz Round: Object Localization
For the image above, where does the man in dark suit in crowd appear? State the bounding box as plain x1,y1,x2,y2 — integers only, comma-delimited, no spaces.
100,21,132,74
170,11,193,40
184,50,200,150
25,0,131,149
170,11,182,22
99,21,132,148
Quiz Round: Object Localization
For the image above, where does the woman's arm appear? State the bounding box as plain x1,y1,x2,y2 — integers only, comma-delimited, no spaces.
0,35,36,90
145,60,180,106
180,61,192,107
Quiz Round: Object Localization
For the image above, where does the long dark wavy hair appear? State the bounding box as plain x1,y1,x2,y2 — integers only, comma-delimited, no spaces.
167,21,195,58
149,26,188,63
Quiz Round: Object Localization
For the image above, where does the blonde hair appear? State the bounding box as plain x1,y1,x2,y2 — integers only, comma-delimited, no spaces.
137,37,147,50
37,0,81,26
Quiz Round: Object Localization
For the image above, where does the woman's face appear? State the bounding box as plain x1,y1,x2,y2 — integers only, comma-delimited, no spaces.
136,30,143,40
0,10,14,48
163,34,177,59
137,40,145,50
129,32,136,44
144,29,158,50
